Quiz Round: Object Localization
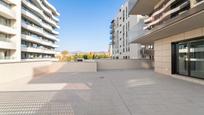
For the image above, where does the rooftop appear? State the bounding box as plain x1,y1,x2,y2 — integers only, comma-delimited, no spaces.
1,69,204,114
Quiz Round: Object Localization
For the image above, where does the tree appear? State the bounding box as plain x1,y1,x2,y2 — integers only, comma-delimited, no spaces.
60,50,69,61
87,52,94,59
83,54,88,59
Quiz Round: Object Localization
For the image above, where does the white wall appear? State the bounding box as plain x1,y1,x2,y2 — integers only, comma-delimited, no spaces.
0,61,52,84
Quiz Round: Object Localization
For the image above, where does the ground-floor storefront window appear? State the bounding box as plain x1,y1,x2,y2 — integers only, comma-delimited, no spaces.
172,38,204,79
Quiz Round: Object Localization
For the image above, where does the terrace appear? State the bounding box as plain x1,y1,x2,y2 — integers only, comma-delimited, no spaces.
0,60,204,115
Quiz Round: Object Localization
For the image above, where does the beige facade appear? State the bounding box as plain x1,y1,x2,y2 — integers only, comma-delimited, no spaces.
129,0,204,78
155,28,204,75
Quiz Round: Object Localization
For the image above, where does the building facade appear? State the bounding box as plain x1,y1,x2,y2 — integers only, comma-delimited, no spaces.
129,0,204,79
110,1,145,59
0,0,59,62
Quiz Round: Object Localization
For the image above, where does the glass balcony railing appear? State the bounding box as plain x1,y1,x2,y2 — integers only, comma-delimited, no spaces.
0,56,15,60
0,37,11,42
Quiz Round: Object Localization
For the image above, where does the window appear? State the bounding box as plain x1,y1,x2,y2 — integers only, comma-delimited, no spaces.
172,38,204,79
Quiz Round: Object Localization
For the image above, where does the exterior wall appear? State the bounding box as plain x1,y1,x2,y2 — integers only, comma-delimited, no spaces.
0,60,154,84
0,0,60,63
129,43,141,59
111,1,143,59
49,62,97,73
0,61,52,84
0,0,21,61
154,27,204,75
15,0,22,61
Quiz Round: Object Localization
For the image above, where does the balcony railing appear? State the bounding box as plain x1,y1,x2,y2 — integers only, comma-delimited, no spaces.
0,0,11,9
22,34,58,48
144,1,190,30
0,37,11,42
0,56,15,60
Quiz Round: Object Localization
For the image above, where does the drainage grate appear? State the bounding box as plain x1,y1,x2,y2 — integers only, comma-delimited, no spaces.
99,76,105,79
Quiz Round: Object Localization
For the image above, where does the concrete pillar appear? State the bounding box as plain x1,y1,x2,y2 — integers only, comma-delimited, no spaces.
12,0,22,61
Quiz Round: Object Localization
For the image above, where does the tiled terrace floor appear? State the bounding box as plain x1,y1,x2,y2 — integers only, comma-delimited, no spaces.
0,70,204,115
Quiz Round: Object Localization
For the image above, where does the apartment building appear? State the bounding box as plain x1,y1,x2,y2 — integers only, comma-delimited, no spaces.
111,1,145,59
0,0,59,62
129,0,204,79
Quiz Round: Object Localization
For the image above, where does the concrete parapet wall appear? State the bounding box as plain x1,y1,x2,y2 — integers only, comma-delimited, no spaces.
0,61,52,84
0,60,153,84
49,62,97,73
96,59,154,71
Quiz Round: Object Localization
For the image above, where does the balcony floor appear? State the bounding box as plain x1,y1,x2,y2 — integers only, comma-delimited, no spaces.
0,70,204,115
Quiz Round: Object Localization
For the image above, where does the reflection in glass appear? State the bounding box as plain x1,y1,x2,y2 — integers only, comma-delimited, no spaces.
176,43,189,76
190,40,204,78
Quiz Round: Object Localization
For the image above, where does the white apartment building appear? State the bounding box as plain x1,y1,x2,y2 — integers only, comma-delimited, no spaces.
0,0,59,62
111,1,145,59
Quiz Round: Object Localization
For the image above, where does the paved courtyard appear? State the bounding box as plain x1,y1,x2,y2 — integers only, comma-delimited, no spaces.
0,70,204,115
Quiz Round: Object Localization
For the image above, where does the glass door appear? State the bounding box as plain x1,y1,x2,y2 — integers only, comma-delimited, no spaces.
176,42,189,76
190,40,204,78
173,38,204,79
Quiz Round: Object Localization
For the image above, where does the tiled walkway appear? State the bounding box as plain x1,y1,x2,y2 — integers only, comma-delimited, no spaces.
0,70,204,115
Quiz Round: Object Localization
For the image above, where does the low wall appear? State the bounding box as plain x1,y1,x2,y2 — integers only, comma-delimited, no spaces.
0,61,52,84
33,62,97,77
96,59,154,71
0,60,153,84
49,62,97,73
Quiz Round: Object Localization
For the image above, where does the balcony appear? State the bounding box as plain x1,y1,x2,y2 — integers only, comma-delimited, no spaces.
44,15,58,28
52,30,59,35
43,31,59,41
31,0,58,23
144,1,190,30
21,34,59,48
22,8,54,32
0,38,16,50
22,21,43,36
0,56,15,61
0,24,16,35
22,0,59,29
4,0,17,5
52,15,59,22
128,0,160,15
21,46,56,54
31,0,52,16
0,0,15,19
22,0,44,19
22,8,42,26
131,2,204,44
43,0,60,16
22,21,59,42
41,21,53,31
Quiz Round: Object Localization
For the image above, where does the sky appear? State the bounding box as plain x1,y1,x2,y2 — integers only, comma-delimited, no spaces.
48,0,124,52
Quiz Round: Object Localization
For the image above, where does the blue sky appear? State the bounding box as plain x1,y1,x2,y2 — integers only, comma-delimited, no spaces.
48,0,124,52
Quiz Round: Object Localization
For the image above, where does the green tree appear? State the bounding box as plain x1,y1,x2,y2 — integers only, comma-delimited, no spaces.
60,50,69,61
83,54,88,59
87,52,94,59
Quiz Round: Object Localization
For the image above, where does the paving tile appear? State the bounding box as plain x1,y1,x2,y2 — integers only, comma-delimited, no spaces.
0,70,204,114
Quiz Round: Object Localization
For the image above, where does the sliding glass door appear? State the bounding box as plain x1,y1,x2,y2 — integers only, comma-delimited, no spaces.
173,38,204,79
190,40,204,78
